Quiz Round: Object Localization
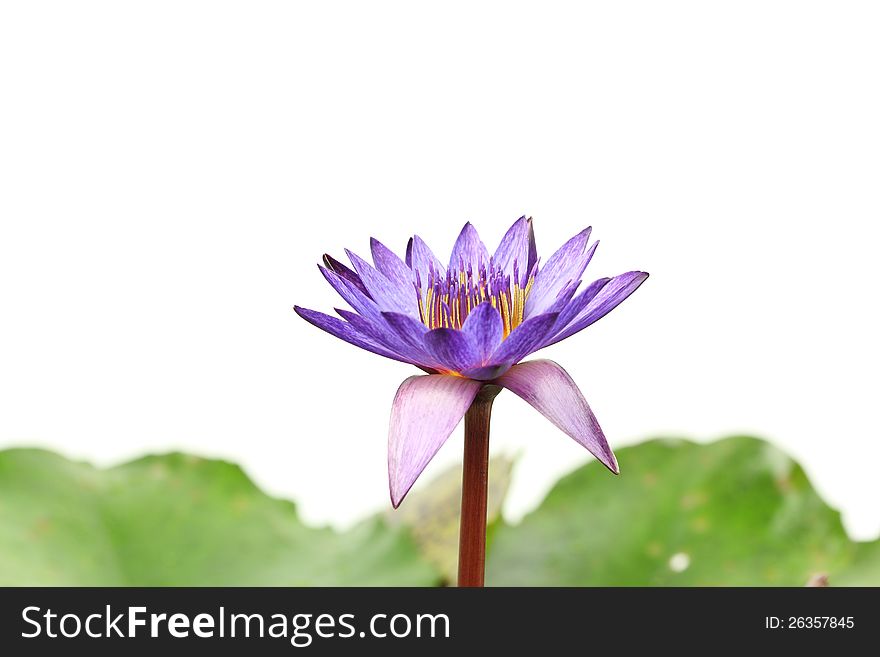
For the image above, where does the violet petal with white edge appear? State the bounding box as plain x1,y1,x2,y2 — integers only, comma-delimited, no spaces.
410,234,446,288
461,301,504,363
334,308,434,368
524,228,595,318
346,249,418,316
293,306,409,363
486,312,560,367
545,271,649,347
424,327,480,373
322,254,371,298
492,216,531,280
448,222,490,273
370,237,414,297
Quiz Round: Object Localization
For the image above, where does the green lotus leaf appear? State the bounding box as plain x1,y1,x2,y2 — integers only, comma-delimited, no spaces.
487,436,878,586
0,449,439,586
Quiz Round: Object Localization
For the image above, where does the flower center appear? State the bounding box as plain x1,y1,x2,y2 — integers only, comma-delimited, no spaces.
415,261,534,338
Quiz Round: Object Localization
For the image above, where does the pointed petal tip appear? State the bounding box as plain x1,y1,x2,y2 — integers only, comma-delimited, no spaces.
390,486,405,509
627,270,651,288
405,237,414,266
584,239,600,261
322,253,347,271
369,235,395,255
591,427,620,476
389,476,416,508
388,470,413,511
605,451,620,475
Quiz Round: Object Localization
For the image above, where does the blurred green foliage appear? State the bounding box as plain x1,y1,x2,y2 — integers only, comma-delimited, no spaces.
0,437,876,586
488,437,878,586
0,449,438,586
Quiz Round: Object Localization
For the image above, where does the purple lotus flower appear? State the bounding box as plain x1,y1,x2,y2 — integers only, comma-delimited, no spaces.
295,217,647,508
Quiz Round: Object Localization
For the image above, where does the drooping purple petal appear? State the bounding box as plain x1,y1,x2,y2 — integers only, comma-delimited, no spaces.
545,271,649,347
448,222,489,273
495,359,618,473
334,308,431,368
424,327,480,373
322,254,371,299
461,301,503,363
382,311,428,347
388,374,483,507
524,229,596,318
346,249,419,316
370,238,413,297
486,312,560,366
293,306,409,363
380,311,446,371
410,235,446,289
493,216,530,281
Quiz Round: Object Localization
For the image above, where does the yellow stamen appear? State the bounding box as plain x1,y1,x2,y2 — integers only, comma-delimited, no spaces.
415,271,535,335
499,291,511,338
424,287,434,329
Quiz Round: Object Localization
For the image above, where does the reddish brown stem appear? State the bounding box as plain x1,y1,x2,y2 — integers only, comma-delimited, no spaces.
457,384,501,587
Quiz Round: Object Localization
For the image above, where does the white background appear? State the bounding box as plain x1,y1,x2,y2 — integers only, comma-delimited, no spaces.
1,2,878,539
